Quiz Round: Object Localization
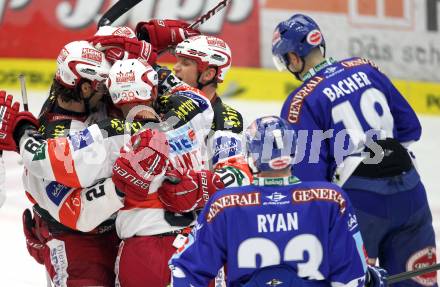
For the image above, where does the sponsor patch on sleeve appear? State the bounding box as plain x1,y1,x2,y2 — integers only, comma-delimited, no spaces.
68,128,94,151
212,136,242,166
46,181,71,206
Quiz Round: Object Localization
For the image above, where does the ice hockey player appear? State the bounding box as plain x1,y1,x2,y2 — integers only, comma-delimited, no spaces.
0,40,122,286
135,22,252,186
106,58,224,287
169,115,388,287
272,13,437,286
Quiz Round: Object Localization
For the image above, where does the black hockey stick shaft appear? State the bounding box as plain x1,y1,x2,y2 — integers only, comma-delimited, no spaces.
388,263,440,285
98,0,142,28
158,0,232,55
188,0,231,30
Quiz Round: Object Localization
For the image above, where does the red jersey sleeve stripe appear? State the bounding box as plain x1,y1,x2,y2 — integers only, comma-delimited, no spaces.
47,138,81,188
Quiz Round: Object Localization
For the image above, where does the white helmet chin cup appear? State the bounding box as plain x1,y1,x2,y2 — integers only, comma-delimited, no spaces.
56,40,111,88
107,59,158,106
175,35,232,83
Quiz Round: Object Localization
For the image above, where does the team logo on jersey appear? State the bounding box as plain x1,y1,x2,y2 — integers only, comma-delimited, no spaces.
46,181,71,206
406,247,437,286
206,192,261,223
347,213,358,231
292,188,346,214
306,29,322,46
69,128,94,151
32,142,47,161
263,192,290,206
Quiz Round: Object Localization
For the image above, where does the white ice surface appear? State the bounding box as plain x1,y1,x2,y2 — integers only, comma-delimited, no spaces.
0,94,439,286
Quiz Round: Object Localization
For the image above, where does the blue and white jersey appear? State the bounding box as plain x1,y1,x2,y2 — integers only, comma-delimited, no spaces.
280,58,421,183
170,179,367,287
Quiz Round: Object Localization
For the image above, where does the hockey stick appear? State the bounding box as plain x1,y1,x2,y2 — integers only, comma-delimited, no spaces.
18,74,29,111
188,0,231,30
97,0,142,28
158,0,232,55
98,0,231,31
388,263,440,285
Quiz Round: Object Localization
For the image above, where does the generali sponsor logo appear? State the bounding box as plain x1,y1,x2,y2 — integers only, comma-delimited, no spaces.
287,76,324,124
206,192,261,222
341,57,380,70
116,71,135,83
81,48,102,63
292,188,346,214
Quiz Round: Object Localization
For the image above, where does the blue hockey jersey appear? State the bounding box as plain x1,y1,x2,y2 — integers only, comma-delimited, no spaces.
170,179,367,287
280,57,421,183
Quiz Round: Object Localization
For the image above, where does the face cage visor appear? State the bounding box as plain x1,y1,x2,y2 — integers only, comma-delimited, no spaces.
272,54,288,71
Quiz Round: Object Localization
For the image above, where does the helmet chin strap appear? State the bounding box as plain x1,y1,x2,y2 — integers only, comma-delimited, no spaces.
196,67,219,90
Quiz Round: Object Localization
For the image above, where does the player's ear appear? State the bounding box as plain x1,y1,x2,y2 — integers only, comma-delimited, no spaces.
201,67,217,83
287,52,301,66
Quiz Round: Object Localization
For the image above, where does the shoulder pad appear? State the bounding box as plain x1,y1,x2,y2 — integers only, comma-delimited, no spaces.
212,100,243,133
42,119,72,139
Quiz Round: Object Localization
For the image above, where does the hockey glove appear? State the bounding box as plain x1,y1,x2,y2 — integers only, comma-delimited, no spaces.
89,35,157,65
158,169,224,213
22,209,47,265
112,129,169,202
366,265,388,287
0,91,39,151
135,19,200,52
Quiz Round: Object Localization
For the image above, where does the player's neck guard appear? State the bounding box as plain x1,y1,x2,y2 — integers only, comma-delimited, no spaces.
253,176,300,186
302,57,336,81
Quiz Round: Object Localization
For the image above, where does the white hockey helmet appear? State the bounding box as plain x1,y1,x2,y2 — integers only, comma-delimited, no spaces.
175,35,232,83
94,25,136,38
106,59,158,106
55,40,111,89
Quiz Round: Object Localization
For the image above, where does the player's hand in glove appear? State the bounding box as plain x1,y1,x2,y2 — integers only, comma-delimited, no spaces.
89,26,157,65
135,19,200,52
158,169,224,213
366,265,388,287
0,90,39,152
112,129,169,202
22,209,47,265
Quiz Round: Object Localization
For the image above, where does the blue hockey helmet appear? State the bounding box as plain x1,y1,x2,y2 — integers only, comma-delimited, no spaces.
245,116,297,173
272,14,325,71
